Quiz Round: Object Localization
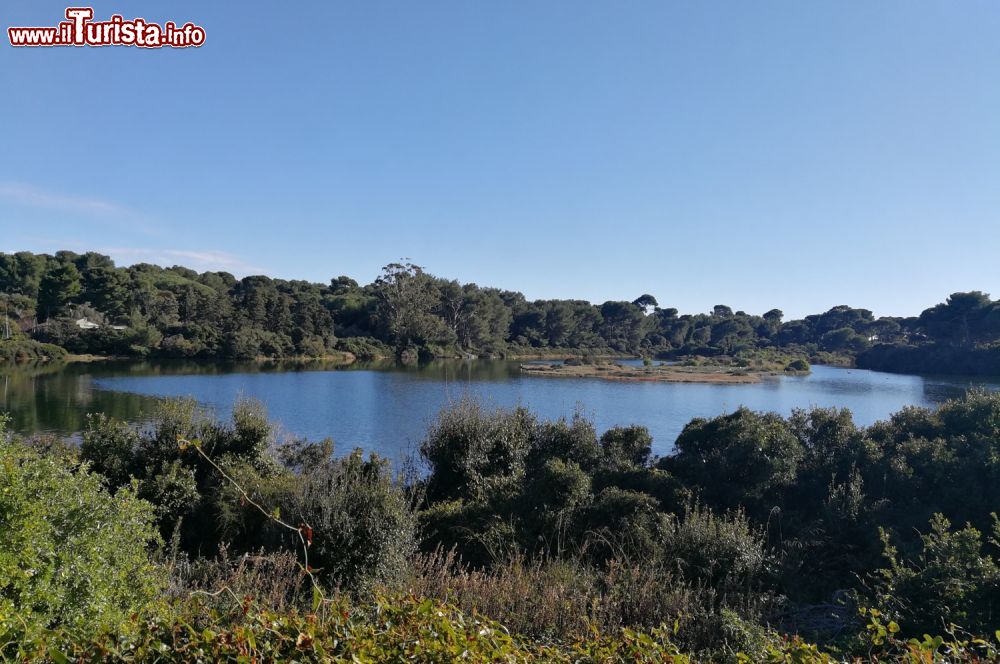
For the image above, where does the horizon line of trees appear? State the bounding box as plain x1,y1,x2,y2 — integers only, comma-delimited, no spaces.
2,250,999,372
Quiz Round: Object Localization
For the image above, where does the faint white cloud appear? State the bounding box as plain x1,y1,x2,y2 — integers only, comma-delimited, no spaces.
1,184,264,275
0,181,163,237
0,181,129,216
101,247,265,276
3,237,265,277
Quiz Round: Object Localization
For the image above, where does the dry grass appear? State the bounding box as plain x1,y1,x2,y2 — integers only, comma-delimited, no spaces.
167,546,309,612
399,547,749,645
163,544,780,654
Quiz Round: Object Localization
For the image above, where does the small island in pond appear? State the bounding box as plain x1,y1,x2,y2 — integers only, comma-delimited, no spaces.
520,355,811,384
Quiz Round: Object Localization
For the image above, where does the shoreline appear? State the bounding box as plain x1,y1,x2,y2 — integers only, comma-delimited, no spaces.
63,352,358,365
504,352,631,361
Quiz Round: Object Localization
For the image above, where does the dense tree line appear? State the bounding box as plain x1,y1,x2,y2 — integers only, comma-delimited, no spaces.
0,251,337,360
857,291,1000,374
2,250,999,372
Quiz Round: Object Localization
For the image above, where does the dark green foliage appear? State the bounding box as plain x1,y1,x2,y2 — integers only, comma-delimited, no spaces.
873,514,1000,637
335,335,393,360
421,398,536,503
36,262,81,321
0,338,67,364
3,251,342,361
527,416,602,474
581,487,665,558
858,291,1000,373
277,449,417,594
5,250,1000,372
373,262,454,352
420,401,673,562
80,412,141,488
819,327,869,352
859,341,1000,375
633,294,659,309
659,505,768,596
590,466,685,514
662,408,804,518
76,399,418,598
414,401,781,646
785,358,810,372
417,400,772,596
80,398,276,549
418,498,506,565
600,425,653,470
417,391,1000,642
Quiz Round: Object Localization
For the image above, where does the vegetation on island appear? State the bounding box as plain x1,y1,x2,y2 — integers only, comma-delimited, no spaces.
3,250,1000,375
520,353,811,383
3,389,1000,661
521,361,766,383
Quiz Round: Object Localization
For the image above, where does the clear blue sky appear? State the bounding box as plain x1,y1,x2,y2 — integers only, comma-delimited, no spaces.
2,1,998,319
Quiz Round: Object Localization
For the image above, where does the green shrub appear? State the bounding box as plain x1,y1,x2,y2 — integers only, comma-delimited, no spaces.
283,450,417,595
81,412,141,489
80,398,276,549
421,398,536,502
660,504,769,596
581,487,665,560
599,425,653,470
335,335,393,360
785,358,810,372
523,458,592,536
715,607,778,661
872,514,1000,637
0,339,67,364
663,408,804,518
527,415,602,473
0,423,164,645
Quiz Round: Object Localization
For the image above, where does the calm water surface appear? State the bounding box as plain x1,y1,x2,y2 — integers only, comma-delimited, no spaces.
3,360,998,461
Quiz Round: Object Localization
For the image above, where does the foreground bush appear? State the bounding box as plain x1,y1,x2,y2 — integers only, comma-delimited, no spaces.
0,416,164,644
872,514,1000,638
79,399,419,597
7,594,1000,663
8,595,694,663
244,446,418,595
9,391,1000,660
80,398,278,549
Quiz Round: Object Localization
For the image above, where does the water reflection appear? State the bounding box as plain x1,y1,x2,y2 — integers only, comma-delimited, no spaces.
3,360,998,460
1,362,162,435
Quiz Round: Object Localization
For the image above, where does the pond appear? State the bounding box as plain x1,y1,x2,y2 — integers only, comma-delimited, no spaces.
2,359,997,463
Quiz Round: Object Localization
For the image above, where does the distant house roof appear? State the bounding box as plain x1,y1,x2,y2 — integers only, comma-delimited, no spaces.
75,318,100,330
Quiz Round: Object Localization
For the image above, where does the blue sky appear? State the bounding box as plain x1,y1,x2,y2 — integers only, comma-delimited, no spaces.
2,1,998,319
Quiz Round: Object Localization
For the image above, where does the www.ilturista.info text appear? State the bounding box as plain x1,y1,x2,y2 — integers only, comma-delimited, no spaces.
8,8,205,48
